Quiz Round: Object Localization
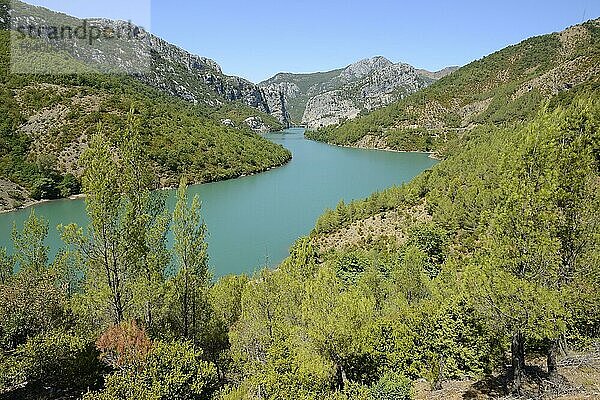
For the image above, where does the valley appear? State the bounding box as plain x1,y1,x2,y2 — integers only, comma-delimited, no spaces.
0,1,599,400
0,129,437,276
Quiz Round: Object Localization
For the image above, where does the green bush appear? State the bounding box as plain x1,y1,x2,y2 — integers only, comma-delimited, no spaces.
58,173,82,197
15,331,103,388
0,273,68,350
369,371,413,400
30,176,61,200
84,340,218,400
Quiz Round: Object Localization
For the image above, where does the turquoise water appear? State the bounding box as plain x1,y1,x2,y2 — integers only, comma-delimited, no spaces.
0,129,437,277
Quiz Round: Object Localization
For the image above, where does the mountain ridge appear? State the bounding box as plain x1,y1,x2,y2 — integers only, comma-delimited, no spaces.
306,19,600,154
260,56,457,128
8,0,292,129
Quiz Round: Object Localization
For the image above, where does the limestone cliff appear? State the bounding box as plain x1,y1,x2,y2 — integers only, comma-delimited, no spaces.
260,57,456,129
8,0,291,129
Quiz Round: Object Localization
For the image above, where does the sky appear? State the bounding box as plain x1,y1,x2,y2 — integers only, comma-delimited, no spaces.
24,0,600,83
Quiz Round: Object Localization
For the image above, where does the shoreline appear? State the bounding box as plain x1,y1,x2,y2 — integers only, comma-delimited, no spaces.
0,138,437,215
0,193,86,215
0,158,293,215
308,138,441,160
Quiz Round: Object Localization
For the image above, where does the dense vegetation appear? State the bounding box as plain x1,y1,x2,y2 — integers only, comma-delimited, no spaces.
306,19,600,154
0,88,598,400
1,8,599,400
0,21,289,208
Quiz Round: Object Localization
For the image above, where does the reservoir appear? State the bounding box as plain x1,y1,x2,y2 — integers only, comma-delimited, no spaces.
0,129,437,277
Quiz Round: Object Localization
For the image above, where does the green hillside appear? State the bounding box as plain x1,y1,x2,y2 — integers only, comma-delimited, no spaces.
1,89,597,400
307,19,600,155
0,29,289,210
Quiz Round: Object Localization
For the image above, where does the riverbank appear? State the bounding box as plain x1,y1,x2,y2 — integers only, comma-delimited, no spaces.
0,157,293,215
304,137,441,160
0,194,86,215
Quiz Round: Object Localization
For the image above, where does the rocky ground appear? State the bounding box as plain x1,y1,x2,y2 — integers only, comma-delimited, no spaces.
414,347,600,400
0,179,33,213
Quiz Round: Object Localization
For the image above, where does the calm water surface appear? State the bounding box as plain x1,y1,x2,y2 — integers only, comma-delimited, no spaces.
0,129,437,276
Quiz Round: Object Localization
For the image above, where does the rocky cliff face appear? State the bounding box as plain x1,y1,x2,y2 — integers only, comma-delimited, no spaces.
260,56,456,129
8,1,291,129
260,85,292,126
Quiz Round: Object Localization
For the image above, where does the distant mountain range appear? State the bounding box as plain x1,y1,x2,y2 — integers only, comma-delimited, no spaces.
260,58,458,128
307,18,600,155
5,1,459,131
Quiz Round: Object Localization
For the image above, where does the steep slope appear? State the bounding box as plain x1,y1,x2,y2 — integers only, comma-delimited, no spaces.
241,90,600,400
260,69,344,123
307,19,600,154
260,57,454,128
0,3,292,211
8,0,291,128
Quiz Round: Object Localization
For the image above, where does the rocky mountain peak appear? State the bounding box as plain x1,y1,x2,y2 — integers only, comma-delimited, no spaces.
8,0,290,129
259,56,458,128
339,56,394,83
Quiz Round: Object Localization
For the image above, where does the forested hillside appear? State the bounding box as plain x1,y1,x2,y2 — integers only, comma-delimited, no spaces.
0,27,290,211
0,6,599,400
0,88,598,400
307,19,600,155
224,90,600,399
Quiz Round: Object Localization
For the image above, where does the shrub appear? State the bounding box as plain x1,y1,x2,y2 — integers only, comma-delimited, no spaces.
15,330,103,388
84,340,218,400
369,371,412,400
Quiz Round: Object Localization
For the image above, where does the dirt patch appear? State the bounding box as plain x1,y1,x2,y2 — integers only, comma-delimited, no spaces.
413,349,600,400
312,202,431,254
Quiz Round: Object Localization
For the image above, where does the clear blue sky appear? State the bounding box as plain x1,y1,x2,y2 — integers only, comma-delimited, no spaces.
26,0,600,83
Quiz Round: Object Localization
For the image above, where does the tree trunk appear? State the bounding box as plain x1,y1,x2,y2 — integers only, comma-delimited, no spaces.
511,330,525,394
547,338,559,377
559,334,569,356
114,289,124,324
433,356,445,390
333,361,347,391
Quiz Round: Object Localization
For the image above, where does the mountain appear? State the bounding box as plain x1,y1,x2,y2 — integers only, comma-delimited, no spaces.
415,66,459,80
0,1,292,211
260,57,456,128
7,0,291,130
259,68,344,125
307,19,600,154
